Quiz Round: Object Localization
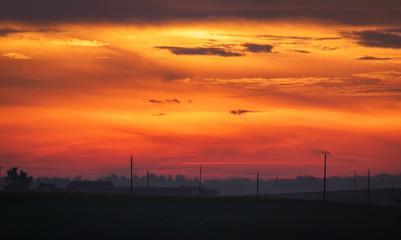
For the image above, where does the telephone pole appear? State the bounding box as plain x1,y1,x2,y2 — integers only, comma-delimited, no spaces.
322,151,329,201
256,172,259,199
199,166,202,196
130,154,133,195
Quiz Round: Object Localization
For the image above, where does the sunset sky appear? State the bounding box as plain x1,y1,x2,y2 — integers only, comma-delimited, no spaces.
1,0,401,179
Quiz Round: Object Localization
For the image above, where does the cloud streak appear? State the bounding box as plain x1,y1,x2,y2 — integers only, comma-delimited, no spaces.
0,28,27,36
157,42,275,57
0,27,63,37
156,46,243,57
149,99,181,105
357,56,393,60
52,39,110,47
2,52,32,60
230,109,257,115
243,43,273,53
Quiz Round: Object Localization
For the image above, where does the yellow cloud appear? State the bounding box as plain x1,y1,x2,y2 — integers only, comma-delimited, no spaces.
352,71,401,80
52,38,109,47
199,77,335,89
2,52,32,59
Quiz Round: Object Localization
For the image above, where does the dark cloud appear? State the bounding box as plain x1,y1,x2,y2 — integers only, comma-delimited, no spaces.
36,28,64,33
1,0,401,26
320,47,339,51
148,99,181,104
351,30,401,48
166,99,180,104
230,109,256,115
354,89,401,93
0,28,27,36
149,99,163,104
243,43,273,53
157,43,276,57
384,28,401,33
357,56,393,60
257,34,340,41
0,27,63,37
152,113,166,116
156,46,243,57
294,49,311,54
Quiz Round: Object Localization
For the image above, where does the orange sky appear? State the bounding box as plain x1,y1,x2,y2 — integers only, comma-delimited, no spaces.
1,1,401,179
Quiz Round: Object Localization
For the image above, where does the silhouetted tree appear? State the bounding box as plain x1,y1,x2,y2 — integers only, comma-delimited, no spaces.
4,167,33,191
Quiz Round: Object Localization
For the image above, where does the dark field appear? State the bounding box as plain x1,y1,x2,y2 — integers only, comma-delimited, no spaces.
1,192,401,239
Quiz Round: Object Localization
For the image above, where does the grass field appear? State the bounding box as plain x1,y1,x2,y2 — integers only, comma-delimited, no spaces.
1,192,401,239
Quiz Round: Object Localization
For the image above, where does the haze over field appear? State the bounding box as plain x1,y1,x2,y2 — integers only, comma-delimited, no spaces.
1,0,401,178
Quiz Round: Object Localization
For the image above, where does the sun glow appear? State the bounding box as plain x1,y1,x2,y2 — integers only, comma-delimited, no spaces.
1,18,401,178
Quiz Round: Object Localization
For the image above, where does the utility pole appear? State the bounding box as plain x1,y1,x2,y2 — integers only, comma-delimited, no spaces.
256,172,259,199
322,151,329,201
147,170,149,189
199,166,202,196
368,168,370,205
354,170,357,191
130,154,133,195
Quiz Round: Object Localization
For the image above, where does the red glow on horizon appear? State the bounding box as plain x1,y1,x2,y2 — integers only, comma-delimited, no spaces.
0,20,401,179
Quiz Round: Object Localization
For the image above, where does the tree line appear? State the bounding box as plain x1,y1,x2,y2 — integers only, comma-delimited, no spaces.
2,167,400,195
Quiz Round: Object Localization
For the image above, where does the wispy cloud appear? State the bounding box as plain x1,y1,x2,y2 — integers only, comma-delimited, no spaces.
157,42,276,57
175,74,401,96
0,27,63,37
294,49,311,54
357,56,393,60
52,39,110,47
2,52,32,60
0,28,27,36
352,71,401,80
201,77,335,89
230,109,257,115
149,99,181,105
243,43,273,53
155,46,243,57
256,34,340,41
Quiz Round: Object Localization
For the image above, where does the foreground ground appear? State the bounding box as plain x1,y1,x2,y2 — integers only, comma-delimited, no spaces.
268,188,401,206
1,192,401,239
